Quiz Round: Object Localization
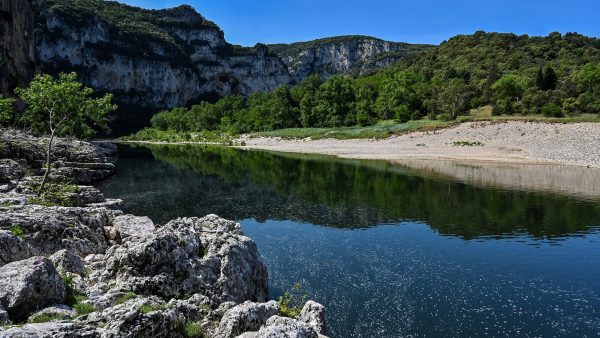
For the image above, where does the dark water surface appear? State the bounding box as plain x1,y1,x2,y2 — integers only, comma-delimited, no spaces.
100,144,600,338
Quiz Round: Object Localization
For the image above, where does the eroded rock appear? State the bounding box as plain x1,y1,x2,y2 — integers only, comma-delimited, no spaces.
0,256,66,321
112,215,156,241
300,301,327,335
50,250,86,276
88,216,268,304
256,315,319,338
215,301,280,338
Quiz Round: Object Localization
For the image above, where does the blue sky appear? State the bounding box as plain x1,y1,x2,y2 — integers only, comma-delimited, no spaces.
119,0,599,46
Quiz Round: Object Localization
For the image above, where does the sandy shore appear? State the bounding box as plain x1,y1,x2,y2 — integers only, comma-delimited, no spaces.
237,121,600,168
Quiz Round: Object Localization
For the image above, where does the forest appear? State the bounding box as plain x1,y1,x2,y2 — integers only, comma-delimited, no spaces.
136,32,600,138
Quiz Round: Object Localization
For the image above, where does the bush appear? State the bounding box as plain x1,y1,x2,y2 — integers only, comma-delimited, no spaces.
394,105,411,123
278,283,307,318
541,103,564,117
437,113,454,121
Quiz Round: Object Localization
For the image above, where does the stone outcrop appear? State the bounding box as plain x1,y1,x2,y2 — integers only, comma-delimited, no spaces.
111,215,155,242
0,256,66,322
0,130,328,337
0,129,115,184
215,301,280,338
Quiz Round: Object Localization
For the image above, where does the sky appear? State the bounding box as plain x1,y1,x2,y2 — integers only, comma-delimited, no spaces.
119,0,600,46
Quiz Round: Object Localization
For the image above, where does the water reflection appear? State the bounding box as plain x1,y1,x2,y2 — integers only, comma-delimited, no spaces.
101,144,600,240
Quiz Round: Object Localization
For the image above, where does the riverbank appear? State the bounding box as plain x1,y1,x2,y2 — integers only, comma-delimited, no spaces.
0,129,327,338
237,121,600,168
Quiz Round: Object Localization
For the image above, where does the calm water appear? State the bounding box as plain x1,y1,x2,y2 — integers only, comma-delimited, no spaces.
100,145,600,338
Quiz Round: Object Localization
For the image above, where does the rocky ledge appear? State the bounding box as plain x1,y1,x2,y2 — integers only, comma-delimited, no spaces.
0,130,327,338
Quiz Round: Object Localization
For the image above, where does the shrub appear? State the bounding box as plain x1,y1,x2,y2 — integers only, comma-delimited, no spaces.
278,282,307,318
394,105,411,123
541,103,564,117
437,113,453,121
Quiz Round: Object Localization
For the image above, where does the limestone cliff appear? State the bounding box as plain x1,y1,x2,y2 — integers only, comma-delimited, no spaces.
269,35,433,82
31,0,292,132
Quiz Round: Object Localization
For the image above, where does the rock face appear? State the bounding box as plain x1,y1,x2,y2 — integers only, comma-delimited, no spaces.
28,0,292,133
215,301,280,338
269,35,433,82
0,130,327,337
0,256,66,322
0,0,36,96
88,216,268,304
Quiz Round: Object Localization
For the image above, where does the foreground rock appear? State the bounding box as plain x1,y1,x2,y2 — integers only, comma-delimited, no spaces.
0,257,66,322
0,130,328,337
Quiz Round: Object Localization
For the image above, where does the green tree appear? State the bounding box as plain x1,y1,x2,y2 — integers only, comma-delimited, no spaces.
432,78,471,120
15,72,116,195
0,96,15,125
492,74,526,114
355,85,376,126
541,66,558,91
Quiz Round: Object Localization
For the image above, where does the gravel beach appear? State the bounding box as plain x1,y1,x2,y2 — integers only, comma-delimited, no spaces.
238,121,600,168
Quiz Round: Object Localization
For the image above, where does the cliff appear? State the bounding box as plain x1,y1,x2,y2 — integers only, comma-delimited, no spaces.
31,0,292,133
0,0,36,96
269,35,433,82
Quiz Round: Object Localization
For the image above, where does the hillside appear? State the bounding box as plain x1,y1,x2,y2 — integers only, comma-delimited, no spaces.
269,35,433,82
134,31,600,138
362,31,600,107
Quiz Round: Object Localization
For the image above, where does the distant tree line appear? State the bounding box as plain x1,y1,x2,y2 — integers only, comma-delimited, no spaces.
145,32,600,135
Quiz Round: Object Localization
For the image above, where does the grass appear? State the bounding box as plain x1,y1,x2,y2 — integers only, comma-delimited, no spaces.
138,303,171,314
28,180,80,207
28,313,71,324
114,292,136,305
120,128,234,144
122,110,599,143
251,113,599,140
253,119,454,140
62,274,98,316
175,321,206,338
11,225,26,237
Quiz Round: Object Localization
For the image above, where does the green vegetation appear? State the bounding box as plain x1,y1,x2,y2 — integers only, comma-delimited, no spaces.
28,313,71,324
15,72,116,195
114,292,136,305
278,282,307,318
62,274,98,316
175,321,206,338
72,302,98,316
122,128,233,144
11,225,26,237
138,303,171,314
135,32,600,141
0,96,15,125
28,181,80,207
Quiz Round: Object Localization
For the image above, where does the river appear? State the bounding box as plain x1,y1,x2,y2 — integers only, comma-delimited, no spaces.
100,144,600,337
